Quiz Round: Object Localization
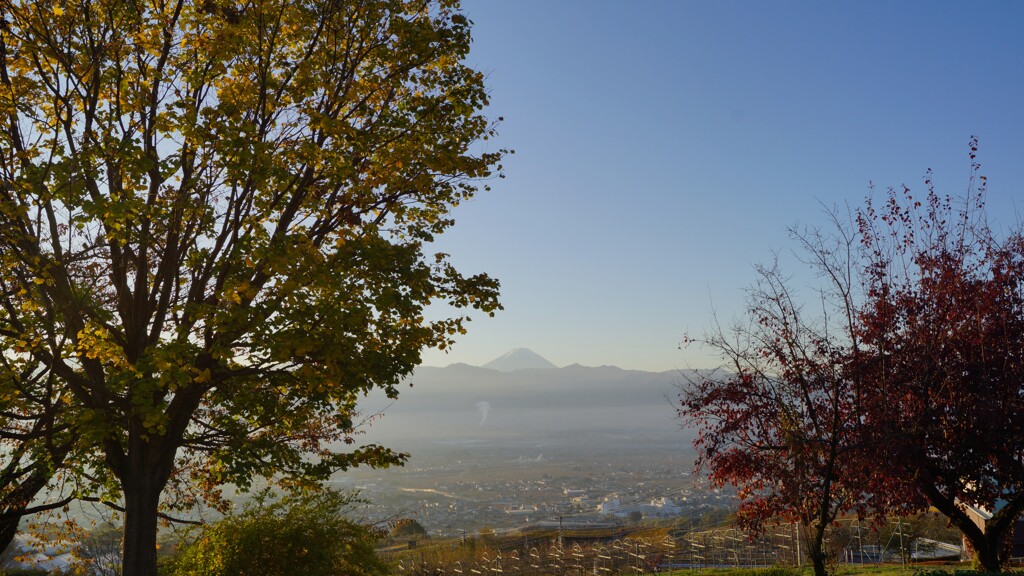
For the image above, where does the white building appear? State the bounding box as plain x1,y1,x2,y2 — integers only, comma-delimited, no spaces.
597,496,682,518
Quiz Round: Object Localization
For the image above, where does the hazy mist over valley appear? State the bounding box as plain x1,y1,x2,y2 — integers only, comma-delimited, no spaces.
345,350,715,536
358,348,700,451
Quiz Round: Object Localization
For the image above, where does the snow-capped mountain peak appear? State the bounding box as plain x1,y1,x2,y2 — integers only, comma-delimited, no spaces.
481,348,556,372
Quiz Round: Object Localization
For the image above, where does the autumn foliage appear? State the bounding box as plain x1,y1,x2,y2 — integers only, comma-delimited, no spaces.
0,0,503,574
681,140,1024,573
680,221,873,576
855,148,1024,571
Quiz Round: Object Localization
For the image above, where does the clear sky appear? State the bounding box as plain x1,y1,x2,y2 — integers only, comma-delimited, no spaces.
419,1,1024,372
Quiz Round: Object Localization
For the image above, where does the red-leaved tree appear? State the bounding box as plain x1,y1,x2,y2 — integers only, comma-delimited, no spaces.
855,143,1024,571
679,220,877,576
682,139,1024,573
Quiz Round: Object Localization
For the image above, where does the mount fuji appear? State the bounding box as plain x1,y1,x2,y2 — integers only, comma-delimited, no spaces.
480,348,557,372
355,347,708,451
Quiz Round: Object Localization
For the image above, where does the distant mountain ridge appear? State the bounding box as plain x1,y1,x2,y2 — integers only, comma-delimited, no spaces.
354,349,720,450
481,348,557,372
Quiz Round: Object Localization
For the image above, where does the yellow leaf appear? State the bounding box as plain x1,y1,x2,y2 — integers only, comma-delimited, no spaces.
33,277,45,285
52,5,63,15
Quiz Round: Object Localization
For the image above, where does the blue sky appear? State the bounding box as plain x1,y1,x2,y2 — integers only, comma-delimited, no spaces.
419,1,1024,372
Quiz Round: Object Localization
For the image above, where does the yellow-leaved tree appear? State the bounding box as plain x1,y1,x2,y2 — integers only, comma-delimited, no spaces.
0,0,503,573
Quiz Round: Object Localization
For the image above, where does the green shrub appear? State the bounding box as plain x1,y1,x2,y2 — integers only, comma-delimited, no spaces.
170,489,385,576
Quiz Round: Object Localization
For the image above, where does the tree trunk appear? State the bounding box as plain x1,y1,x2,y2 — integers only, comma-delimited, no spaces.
809,524,828,576
944,516,1004,571
975,536,1002,573
0,514,20,558
963,519,1013,573
922,484,1023,572
809,465,836,576
116,432,175,576
112,384,202,576
120,476,163,576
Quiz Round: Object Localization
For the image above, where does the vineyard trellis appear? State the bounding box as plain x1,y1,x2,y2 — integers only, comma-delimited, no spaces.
383,517,949,575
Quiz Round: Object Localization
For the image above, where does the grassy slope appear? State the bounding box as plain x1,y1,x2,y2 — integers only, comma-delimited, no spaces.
663,565,974,576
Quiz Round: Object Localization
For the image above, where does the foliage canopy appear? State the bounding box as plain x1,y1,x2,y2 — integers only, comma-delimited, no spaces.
0,0,503,573
855,151,1024,571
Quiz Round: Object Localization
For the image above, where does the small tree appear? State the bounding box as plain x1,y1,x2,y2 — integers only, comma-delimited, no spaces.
679,218,874,576
171,489,385,576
